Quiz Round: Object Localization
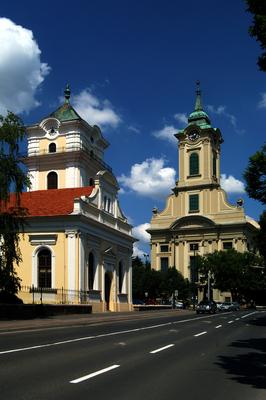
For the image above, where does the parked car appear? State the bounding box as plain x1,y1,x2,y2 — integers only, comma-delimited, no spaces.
175,301,184,309
220,301,240,311
196,300,217,314
216,301,223,311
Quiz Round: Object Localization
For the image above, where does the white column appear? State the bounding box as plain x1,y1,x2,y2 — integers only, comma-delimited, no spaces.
79,233,85,291
67,231,77,291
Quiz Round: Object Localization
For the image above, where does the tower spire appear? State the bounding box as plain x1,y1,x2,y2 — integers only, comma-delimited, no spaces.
64,84,71,104
195,80,203,111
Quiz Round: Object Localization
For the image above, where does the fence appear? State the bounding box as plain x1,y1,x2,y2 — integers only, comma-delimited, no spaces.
19,286,102,305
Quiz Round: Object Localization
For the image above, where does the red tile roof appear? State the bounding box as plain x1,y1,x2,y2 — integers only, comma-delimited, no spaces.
1,187,94,217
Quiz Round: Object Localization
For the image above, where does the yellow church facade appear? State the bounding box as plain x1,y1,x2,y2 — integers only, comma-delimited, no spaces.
14,86,134,312
148,86,259,302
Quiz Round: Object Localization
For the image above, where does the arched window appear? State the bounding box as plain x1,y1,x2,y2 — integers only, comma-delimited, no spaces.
38,249,51,288
49,143,56,153
189,153,199,176
88,252,95,290
47,171,58,189
118,261,124,293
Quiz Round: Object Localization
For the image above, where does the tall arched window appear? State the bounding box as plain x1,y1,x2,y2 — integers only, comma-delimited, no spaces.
118,261,124,293
189,153,199,176
49,143,56,153
38,249,51,288
88,252,95,290
47,171,58,189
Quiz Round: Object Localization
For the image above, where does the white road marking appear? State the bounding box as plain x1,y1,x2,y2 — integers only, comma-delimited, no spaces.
215,325,222,329
150,344,174,354
241,311,257,319
70,365,120,383
0,311,259,356
235,318,240,321
228,320,234,324
194,331,207,337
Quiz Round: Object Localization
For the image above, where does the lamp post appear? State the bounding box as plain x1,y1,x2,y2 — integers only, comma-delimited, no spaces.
191,243,198,310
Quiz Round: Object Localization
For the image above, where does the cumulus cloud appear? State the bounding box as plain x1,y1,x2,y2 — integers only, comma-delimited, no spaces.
132,223,151,259
220,174,245,194
152,125,177,145
174,113,187,125
72,89,121,129
118,158,176,199
0,18,50,115
132,223,151,243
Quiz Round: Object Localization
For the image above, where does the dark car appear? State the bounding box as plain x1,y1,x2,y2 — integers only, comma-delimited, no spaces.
196,300,217,314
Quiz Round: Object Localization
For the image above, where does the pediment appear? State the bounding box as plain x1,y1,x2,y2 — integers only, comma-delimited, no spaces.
170,215,215,230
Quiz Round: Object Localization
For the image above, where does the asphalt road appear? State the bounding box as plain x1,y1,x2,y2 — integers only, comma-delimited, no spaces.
0,310,265,400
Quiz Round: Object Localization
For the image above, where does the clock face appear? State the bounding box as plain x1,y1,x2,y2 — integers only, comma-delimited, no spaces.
188,131,199,141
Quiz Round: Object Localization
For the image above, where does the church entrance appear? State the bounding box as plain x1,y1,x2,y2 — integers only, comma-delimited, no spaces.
104,272,112,311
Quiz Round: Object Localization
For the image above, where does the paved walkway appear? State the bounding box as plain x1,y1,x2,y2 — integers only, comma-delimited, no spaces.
0,309,193,333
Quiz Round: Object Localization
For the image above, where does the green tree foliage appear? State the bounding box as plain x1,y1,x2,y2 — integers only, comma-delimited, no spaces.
246,0,266,71
243,143,266,204
132,256,190,302
0,112,30,298
198,249,265,303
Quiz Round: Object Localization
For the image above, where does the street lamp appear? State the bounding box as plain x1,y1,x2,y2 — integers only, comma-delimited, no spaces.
191,243,198,309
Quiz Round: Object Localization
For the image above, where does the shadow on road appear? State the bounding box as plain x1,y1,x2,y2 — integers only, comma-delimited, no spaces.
216,315,266,389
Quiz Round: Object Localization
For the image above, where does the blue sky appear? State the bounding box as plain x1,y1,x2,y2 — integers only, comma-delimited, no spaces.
0,0,265,257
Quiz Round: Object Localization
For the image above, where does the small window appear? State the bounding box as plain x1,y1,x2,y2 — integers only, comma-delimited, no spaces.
49,143,56,153
47,171,58,189
89,178,94,186
190,243,199,251
189,194,199,212
189,153,199,176
223,242,233,250
160,245,168,253
160,257,169,273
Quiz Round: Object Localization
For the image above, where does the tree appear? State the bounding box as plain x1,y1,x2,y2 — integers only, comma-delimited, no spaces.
243,143,266,204
246,0,266,71
198,249,265,303
0,112,30,299
132,256,190,303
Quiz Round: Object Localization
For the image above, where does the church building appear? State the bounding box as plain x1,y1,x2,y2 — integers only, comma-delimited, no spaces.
13,86,134,312
147,85,259,302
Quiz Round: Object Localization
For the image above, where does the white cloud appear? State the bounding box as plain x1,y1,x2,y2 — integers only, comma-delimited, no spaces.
0,18,50,115
258,93,266,109
174,113,187,125
132,223,151,243
118,158,176,199
72,89,121,129
132,223,151,259
207,104,236,127
128,125,140,133
220,174,245,194
133,243,146,258
152,125,177,145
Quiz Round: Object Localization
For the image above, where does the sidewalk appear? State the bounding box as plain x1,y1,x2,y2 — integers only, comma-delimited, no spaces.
0,309,192,333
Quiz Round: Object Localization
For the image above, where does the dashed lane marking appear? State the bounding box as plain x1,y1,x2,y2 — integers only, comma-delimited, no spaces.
70,365,120,384
194,331,207,337
150,344,174,354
